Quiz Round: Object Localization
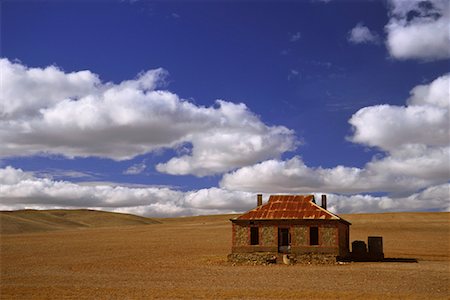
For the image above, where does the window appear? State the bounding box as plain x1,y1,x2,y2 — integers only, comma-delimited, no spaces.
250,226,259,245
310,226,319,245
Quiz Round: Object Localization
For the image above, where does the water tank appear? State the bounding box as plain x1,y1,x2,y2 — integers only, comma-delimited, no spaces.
351,240,367,260
368,236,384,260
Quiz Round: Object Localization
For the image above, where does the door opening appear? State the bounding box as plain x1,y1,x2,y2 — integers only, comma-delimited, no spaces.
278,227,290,253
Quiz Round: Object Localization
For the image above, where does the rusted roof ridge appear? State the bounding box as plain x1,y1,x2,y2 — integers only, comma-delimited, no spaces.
268,194,314,203
236,194,346,221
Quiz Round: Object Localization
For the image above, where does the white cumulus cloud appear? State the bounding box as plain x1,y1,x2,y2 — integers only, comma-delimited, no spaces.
220,74,450,196
0,58,296,176
1,166,448,216
348,23,380,44
385,0,450,60
348,74,449,151
324,183,450,213
123,161,147,175
0,166,256,217
156,118,295,176
220,152,449,194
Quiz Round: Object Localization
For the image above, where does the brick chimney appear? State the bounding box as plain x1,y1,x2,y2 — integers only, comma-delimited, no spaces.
321,195,327,210
257,194,263,207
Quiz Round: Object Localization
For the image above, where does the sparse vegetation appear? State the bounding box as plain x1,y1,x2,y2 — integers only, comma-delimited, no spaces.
1,210,449,299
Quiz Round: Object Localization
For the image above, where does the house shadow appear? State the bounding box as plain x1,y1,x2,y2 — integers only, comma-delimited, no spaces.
339,256,418,263
380,257,418,263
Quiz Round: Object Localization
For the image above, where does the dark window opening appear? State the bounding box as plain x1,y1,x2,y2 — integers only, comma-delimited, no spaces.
310,226,319,245
250,227,259,245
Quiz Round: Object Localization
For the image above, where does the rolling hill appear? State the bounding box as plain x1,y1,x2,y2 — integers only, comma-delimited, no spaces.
0,209,160,234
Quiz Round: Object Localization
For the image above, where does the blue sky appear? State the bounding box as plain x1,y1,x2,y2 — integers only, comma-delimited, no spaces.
1,0,449,216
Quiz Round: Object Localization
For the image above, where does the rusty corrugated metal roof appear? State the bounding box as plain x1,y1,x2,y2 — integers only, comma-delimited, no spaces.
236,195,343,221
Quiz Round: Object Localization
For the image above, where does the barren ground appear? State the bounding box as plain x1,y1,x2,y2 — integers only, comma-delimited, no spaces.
1,211,449,299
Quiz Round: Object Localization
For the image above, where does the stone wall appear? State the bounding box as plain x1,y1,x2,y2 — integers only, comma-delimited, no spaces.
227,252,277,265
231,221,345,256
292,225,308,246
338,222,350,257
260,226,276,246
320,226,337,247
227,252,337,265
233,224,247,247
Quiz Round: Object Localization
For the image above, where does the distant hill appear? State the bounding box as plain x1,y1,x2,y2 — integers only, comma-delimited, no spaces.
0,209,160,234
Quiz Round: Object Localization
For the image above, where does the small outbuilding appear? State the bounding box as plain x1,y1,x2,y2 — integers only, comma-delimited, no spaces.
230,194,351,258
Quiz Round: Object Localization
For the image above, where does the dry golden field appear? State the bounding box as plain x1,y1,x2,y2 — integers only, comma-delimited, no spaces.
1,210,449,299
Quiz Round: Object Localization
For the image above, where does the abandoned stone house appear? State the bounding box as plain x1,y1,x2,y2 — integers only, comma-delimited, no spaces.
230,194,351,258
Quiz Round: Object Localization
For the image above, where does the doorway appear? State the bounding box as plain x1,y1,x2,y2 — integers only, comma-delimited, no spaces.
278,227,290,253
